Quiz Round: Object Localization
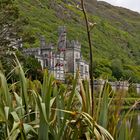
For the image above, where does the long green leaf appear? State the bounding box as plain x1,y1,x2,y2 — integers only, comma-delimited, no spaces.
0,72,12,108
14,55,29,121
98,82,110,128
58,71,79,139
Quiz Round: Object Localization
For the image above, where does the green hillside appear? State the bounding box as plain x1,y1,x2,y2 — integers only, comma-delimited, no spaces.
16,0,140,82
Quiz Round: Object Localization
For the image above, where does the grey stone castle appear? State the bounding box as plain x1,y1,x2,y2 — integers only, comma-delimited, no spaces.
23,26,89,81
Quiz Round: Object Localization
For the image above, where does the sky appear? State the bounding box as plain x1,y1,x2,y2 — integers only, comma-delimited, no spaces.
98,0,140,13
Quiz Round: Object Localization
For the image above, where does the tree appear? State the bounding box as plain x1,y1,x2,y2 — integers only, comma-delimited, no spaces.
111,59,123,80
23,55,43,81
93,59,112,78
0,0,22,52
0,51,43,83
0,0,24,76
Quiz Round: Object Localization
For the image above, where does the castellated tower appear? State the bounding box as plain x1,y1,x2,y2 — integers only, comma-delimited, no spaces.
39,36,46,55
23,26,89,80
40,36,46,48
65,40,81,74
39,36,55,69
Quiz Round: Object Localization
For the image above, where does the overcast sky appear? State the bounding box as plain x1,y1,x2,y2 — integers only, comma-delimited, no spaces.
98,0,140,13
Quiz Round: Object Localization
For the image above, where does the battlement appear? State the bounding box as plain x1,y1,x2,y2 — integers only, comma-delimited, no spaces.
66,40,81,49
58,26,66,36
23,47,39,56
23,47,39,52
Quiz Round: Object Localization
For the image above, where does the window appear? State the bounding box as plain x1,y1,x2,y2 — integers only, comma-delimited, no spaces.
45,59,48,67
80,65,84,75
76,53,79,58
85,66,88,73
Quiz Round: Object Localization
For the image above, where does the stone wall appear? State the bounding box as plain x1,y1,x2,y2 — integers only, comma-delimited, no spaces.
93,80,140,94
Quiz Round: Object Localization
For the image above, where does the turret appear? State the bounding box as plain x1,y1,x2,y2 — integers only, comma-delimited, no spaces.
40,36,46,48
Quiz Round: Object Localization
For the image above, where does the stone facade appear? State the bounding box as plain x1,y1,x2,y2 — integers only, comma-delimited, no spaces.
23,26,89,81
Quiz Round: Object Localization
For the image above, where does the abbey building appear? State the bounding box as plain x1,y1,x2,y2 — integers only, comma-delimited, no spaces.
23,26,89,81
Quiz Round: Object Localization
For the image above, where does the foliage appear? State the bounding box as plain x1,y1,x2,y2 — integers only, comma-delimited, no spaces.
0,0,17,48
0,0,26,52
0,56,115,140
111,59,123,80
23,55,43,81
13,0,140,82
1,0,140,82
0,52,42,83
94,82,138,140
0,56,138,140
